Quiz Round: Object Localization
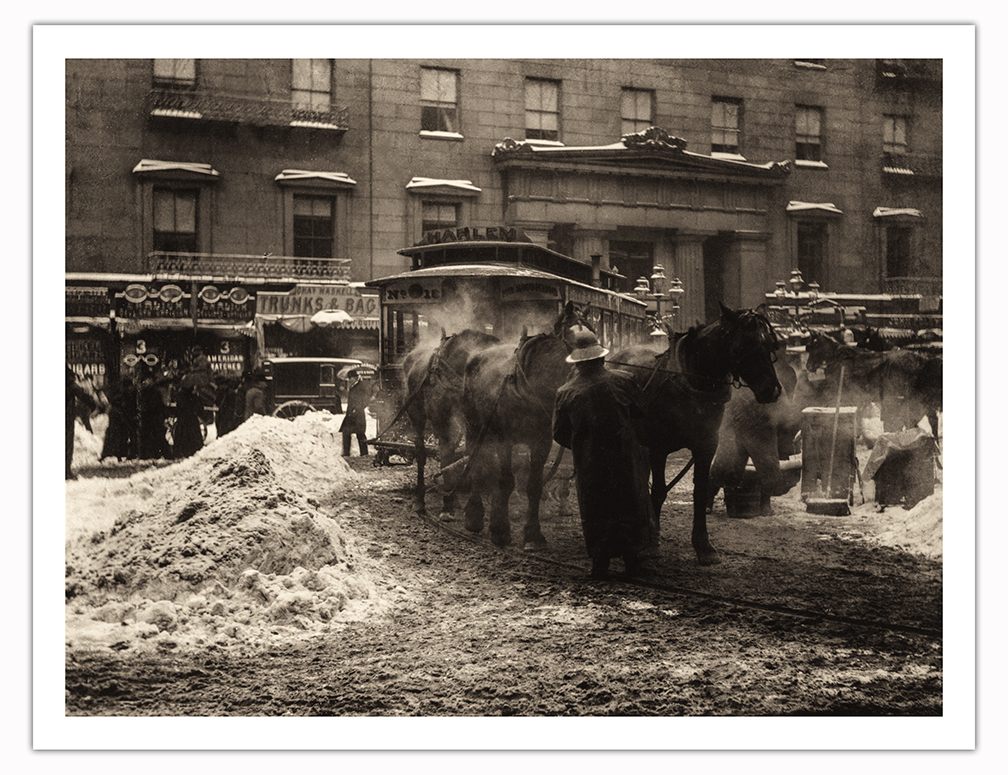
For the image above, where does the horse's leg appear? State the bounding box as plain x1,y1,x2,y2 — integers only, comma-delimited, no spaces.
488,441,514,547
462,433,489,535
522,436,551,549
649,448,669,531
708,434,745,513
692,451,720,565
411,412,427,515
749,438,783,516
435,416,461,520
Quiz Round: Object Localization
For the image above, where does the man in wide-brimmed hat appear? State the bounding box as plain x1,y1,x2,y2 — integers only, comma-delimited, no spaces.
552,327,658,579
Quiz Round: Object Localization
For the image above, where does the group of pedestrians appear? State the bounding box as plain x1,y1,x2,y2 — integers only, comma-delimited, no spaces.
94,346,217,465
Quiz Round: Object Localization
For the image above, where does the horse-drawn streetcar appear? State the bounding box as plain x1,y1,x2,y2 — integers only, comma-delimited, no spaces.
364,231,651,466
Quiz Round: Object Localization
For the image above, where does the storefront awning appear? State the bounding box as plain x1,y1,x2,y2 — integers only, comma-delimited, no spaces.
65,316,111,330
255,313,379,331
115,318,255,335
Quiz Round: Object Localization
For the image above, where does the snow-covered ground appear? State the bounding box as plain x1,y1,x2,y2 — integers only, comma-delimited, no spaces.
65,410,399,654
65,406,941,656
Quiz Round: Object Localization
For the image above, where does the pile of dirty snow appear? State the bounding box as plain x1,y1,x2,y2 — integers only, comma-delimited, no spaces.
65,413,400,654
870,490,943,560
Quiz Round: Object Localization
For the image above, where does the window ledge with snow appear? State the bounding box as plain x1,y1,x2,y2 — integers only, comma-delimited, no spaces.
419,130,465,141
523,138,565,147
712,151,747,162
795,159,829,170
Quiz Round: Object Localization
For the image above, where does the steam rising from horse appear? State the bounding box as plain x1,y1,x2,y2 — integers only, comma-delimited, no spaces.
402,328,500,518
610,304,781,565
459,304,586,548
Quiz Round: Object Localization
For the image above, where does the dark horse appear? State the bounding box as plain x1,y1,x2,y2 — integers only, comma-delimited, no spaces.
610,303,782,566
459,304,585,548
805,331,942,439
402,328,501,517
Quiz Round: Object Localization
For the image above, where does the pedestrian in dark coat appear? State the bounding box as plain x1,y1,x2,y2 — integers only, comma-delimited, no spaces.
243,369,268,420
340,370,372,456
172,383,205,459
552,329,658,579
66,365,99,480
137,366,170,460
100,376,137,462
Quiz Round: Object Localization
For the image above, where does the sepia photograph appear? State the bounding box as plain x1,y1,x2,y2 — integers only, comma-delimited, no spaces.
32,20,977,755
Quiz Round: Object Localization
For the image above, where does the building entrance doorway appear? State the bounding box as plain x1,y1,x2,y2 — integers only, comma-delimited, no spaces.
703,234,735,324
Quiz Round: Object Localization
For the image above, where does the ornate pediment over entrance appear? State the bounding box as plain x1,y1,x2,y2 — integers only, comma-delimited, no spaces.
620,126,688,152
492,126,791,183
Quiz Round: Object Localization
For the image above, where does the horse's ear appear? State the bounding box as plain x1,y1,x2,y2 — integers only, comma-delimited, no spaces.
563,301,576,318
719,301,737,320
520,325,529,343
440,327,447,341
754,302,769,318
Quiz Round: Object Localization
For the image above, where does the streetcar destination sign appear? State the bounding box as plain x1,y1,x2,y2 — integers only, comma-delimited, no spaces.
420,226,524,245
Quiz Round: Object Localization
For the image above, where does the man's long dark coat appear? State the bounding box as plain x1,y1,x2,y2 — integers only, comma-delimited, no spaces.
340,378,370,436
552,366,658,563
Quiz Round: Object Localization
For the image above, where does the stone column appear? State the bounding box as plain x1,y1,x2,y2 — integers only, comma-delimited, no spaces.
674,232,708,329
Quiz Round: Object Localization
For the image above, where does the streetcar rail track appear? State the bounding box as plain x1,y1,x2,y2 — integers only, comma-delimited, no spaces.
411,501,943,641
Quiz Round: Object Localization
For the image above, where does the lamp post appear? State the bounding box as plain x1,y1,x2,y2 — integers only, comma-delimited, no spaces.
650,265,667,319
666,276,684,331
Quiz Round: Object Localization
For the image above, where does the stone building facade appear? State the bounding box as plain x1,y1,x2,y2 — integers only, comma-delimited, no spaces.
65,58,942,377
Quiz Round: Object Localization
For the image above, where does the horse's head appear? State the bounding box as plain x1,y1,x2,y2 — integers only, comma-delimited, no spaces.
804,330,838,373
719,303,781,404
861,326,891,352
553,301,596,350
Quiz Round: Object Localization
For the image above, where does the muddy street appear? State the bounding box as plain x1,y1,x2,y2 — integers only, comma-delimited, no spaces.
64,416,942,718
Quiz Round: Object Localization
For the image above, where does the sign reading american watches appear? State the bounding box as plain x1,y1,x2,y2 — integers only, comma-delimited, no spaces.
257,284,379,318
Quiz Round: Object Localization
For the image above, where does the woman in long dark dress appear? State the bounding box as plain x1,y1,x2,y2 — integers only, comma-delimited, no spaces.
137,368,170,460
100,376,137,461
172,382,204,459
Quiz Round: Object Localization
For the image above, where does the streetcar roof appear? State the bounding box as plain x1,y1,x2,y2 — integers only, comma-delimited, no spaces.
366,263,648,308
396,239,589,265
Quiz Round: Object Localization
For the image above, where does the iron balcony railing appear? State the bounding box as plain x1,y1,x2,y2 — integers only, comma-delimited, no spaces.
883,276,943,296
148,251,351,282
145,88,350,132
881,152,942,179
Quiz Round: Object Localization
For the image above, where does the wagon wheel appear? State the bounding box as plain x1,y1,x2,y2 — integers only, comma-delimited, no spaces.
273,400,315,420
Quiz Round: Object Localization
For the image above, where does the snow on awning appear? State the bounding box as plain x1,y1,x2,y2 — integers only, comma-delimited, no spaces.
786,201,844,216
274,169,357,188
132,159,220,180
405,177,482,197
873,207,923,219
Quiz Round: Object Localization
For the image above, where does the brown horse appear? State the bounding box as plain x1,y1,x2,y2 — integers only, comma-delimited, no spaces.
609,304,782,565
459,304,586,549
402,328,501,517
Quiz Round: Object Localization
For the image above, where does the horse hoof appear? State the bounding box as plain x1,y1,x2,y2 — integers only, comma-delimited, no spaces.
437,511,454,522
523,538,548,552
697,551,722,566
464,519,483,534
490,531,512,548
